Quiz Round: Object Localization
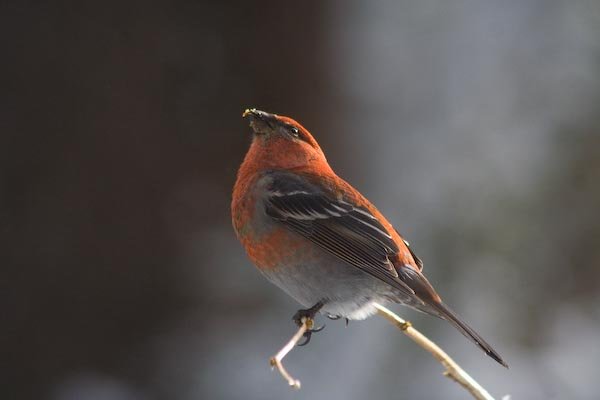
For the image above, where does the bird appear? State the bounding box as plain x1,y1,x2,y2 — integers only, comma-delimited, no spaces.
231,108,507,367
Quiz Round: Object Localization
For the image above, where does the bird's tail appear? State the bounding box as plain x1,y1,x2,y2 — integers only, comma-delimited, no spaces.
398,267,508,367
431,301,508,368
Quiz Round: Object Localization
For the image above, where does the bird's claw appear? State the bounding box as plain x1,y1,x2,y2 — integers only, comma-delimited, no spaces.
297,332,311,346
292,301,324,327
292,301,325,347
297,323,326,346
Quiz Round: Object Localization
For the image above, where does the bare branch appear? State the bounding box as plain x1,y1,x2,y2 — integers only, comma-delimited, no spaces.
267,306,498,399
269,317,312,389
374,303,495,400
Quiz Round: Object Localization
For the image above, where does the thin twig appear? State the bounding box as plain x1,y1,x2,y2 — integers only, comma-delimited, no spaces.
374,303,495,400
269,317,312,389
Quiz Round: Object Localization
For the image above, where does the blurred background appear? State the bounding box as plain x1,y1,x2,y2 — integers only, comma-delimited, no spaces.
2,1,600,399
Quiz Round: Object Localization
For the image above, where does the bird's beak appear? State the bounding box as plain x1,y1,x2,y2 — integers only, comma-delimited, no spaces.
242,108,277,133
242,108,256,118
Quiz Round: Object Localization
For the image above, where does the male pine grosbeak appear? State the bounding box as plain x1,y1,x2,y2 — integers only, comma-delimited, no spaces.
232,108,506,367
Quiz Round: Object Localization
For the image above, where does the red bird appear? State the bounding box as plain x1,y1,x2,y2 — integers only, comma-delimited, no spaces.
232,108,506,367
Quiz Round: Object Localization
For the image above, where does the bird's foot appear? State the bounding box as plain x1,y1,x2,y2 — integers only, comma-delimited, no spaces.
292,301,325,347
326,314,349,326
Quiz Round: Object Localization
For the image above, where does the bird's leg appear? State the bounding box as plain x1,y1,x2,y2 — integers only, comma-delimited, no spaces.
292,301,324,326
292,301,325,346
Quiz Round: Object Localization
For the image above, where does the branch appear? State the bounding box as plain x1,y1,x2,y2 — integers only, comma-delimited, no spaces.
373,303,495,400
268,305,497,399
269,317,312,389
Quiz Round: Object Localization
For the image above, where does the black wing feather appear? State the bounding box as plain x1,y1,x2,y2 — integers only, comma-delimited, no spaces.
265,173,415,296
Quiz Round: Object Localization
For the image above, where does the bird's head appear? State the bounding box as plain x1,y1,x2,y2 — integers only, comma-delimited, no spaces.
242,108,328,170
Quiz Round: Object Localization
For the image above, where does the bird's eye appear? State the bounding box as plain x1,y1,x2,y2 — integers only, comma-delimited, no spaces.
289,126,300,138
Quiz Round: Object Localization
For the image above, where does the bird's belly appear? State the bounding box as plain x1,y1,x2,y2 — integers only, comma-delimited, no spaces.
243,211,399,320
259,255,397,320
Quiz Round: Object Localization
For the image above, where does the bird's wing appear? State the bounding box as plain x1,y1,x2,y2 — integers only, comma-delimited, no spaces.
398,234,424,271
264,171,415,296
